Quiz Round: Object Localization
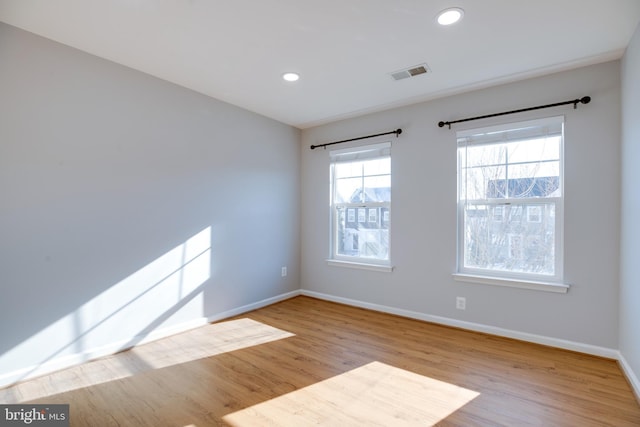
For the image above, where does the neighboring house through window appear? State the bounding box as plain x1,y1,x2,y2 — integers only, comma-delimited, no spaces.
330,142,391,266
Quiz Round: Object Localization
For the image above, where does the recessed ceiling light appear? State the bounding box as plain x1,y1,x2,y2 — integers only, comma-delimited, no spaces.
437,7,464,26
282,72,300,82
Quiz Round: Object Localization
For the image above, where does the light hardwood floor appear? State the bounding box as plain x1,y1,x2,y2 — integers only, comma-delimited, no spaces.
1,296,639,426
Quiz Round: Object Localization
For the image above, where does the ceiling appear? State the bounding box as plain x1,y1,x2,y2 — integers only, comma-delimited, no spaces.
1,1,639,129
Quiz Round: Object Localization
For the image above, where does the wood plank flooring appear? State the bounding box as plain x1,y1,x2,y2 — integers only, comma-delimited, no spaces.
1,296,639,426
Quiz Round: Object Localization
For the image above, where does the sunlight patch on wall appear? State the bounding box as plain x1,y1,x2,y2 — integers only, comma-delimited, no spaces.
223,361,480,426
1,318,294,403
76,226,212,347
0,227,212,387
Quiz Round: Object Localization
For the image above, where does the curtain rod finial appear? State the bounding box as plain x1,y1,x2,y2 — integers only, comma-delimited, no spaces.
580,96,591,104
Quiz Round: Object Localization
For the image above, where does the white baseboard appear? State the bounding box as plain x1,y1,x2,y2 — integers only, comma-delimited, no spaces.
618,352,640,402
205,290,301,323
300,290,619,359
0,290,301,389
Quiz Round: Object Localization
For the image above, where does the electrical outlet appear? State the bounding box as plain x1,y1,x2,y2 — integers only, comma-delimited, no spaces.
456,297,466,310
281,267,287,277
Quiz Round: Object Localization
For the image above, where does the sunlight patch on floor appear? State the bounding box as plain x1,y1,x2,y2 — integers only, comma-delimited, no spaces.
130,318,294,368
223,361,479,427
1,318,294,403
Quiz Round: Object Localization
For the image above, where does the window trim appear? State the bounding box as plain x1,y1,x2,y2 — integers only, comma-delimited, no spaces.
456,116,567,289
452,273,569,293
327,259,394,273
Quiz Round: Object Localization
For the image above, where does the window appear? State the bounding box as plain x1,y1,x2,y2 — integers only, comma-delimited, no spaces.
358,208,366,222
527,205,542,223
456,116,564,283
493,206,504,222
368,209,377,223
330,142,391,266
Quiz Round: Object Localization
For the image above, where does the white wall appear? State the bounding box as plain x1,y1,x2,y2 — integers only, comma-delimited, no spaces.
0,23,300,386
301,61,621,352
620,23,640,394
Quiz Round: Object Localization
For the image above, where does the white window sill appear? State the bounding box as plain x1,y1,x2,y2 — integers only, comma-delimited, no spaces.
452,273,570,293
327,259,394,273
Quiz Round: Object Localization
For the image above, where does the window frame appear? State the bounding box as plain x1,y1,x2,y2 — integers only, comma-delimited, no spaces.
455,116,568,290
328,142,392,270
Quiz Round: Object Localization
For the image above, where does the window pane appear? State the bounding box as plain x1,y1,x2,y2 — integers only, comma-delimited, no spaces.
463,202,555,275
463,144,506,168
461,165,507,200
334,162,362,179
363,176,391,201
504,166,560,198
363,157,391,176
508,136,560,164
508,161,559,179
336,206,389,260
334,177,361,203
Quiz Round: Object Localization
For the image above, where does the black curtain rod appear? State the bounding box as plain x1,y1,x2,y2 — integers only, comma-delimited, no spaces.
438,96,591,129
310,128,402,150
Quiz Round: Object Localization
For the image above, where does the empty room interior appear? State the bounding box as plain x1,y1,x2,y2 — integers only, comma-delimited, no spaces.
2,1,640,426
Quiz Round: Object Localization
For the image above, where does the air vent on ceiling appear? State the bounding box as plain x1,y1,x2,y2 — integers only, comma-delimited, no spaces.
390,64,430,81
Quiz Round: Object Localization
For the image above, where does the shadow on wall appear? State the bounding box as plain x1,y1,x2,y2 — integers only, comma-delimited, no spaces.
0,227,212,387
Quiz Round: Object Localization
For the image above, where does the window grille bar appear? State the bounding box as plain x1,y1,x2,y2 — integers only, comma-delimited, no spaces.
439,96,590,129
310,128,402,150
